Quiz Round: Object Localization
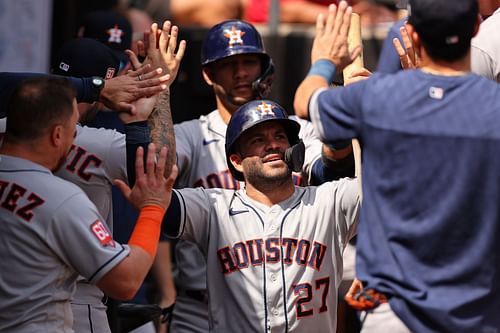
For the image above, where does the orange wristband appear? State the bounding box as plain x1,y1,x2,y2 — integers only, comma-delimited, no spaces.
128,205,166,257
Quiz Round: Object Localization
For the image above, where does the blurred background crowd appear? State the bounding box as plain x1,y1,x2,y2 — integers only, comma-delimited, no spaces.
0,0,415,123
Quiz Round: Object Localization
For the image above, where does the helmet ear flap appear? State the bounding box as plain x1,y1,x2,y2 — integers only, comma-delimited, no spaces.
252,59,275,99
284,140,305,173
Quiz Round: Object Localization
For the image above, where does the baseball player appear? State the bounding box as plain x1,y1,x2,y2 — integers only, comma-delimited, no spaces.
162,99,359,332
0,76,177,333
295,1,500,332
0,23,183,333
169,19,354,332
49,36,170,333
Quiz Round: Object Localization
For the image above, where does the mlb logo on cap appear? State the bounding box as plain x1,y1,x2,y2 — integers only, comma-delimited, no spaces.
52,38,120,79
59,62,70,72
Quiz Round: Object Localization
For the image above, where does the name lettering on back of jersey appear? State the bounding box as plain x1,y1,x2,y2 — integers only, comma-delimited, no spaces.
0,180,45,222
217,237,327,274
65,144,103,181
90,220,115,247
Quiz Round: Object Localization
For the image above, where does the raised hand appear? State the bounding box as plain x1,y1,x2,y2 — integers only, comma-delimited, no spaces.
128,21,186,87
311,1,362,72
118,65,170,124
114,143,178,210
99,64,169,114
393,24,421,69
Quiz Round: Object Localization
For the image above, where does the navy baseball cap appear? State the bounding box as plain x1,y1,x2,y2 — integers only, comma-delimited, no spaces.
52,38,120,79
408,0,478,49
80,10,132,69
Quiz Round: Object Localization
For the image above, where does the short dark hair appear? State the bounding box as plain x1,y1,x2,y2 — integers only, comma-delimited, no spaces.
408,0,478,61
6,76,76,142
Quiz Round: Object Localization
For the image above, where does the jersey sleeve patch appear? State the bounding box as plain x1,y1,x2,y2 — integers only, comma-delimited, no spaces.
90,220,115,247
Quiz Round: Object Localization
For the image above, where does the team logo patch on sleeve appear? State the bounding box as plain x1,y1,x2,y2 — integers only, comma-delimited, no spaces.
90,220,115,247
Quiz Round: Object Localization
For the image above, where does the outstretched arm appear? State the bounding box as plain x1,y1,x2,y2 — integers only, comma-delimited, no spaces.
294,1,361,119
129,21,186,178
98,144,178,300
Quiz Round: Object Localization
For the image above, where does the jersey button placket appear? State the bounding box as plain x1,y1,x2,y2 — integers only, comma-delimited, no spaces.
266,208,280,236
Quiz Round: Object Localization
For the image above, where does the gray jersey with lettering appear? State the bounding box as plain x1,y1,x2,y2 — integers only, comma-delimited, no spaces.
54,124,127,331
174,110,322,289
0,155,129,333
168,178,359,332
55,124,127,230
171,110,323,332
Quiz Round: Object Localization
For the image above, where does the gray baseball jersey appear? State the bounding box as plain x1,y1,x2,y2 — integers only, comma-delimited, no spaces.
0,155,129,333
168,178,359,332
54,124,127,332
171,110,323,332
174,110,322,289
55,124,127,230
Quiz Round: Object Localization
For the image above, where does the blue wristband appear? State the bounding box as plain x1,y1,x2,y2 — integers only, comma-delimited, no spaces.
307,59,337,83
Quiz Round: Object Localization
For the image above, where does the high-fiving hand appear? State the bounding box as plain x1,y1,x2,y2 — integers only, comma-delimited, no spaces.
128,21,186,87
393,24,421,69
311,1,362,72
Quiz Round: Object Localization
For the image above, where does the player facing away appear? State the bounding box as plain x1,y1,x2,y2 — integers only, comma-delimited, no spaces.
163,100,360,332
294,0,500,332
0,76,177,333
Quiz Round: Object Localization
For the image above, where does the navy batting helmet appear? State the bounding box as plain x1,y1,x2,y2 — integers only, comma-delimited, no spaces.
201,20,274,98
225,100,301,181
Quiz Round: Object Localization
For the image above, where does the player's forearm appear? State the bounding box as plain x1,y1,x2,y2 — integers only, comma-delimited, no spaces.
97,205,166,300
294,75,329,119
0,73,99,116
309,144,355,184
97,246,155,300
148,90,176,177
153,241,177,306
125,121,151,186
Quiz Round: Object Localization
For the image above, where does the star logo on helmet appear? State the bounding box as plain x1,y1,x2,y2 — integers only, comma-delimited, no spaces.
256,102,275,116
223,26,246,47
107,25,124,44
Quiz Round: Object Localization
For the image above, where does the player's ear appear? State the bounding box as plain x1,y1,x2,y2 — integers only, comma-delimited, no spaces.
50,125,64,147
202,67,214,86
229,153,244,174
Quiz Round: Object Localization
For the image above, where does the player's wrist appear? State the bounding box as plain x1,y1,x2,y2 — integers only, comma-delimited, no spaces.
129,205,166,257
308,59,337,84
140,204,167,214
90,76,105,102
